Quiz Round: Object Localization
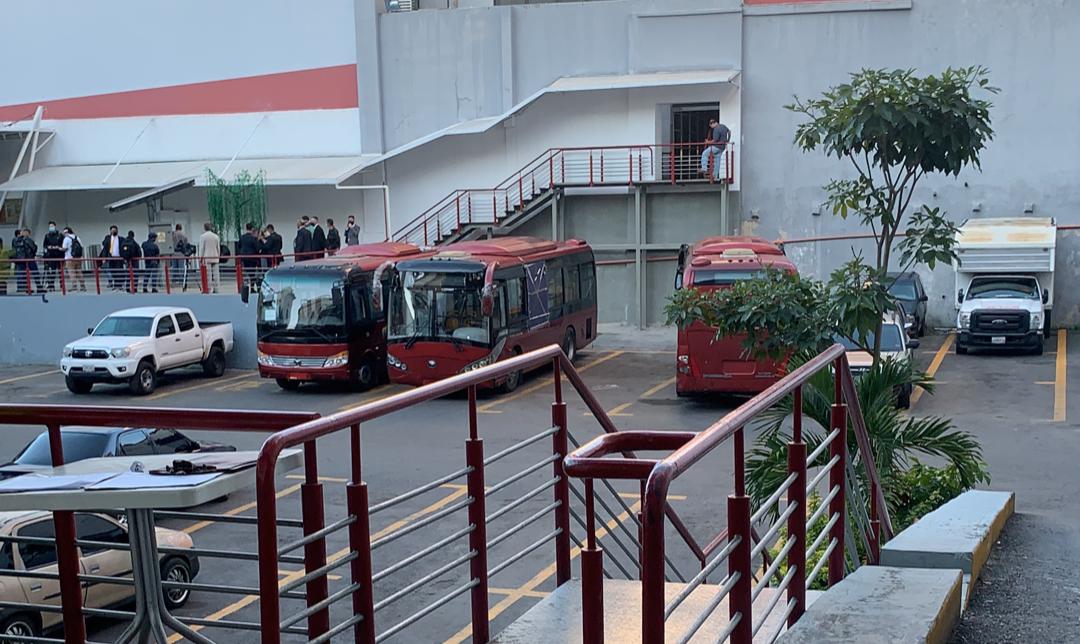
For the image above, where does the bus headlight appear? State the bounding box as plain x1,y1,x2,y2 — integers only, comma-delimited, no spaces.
387,353,407,372
323,352,349,368
958,312,971,329
257,351,273,367
459,355,495,374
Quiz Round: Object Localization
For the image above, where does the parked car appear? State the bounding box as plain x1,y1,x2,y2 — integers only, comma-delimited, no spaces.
887,271,929,337
0,427,235,479
836,313,920,408
0,510,199,638
956,275,1048,355
61,307,234,395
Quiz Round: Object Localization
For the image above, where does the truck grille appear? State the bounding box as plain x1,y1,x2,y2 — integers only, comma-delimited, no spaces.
270,356,326,368
972,310,1029,333
72,349,109,360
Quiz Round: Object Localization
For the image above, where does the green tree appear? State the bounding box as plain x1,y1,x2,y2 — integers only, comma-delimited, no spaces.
207,169,268,242
787,66,997,359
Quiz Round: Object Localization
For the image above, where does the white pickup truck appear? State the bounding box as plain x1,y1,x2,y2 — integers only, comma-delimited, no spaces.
61,307,234,395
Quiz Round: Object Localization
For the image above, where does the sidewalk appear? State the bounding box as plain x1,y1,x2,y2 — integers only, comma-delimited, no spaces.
951,512,1080,642
593,323,676,352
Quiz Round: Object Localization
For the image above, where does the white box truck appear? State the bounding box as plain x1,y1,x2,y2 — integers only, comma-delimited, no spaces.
954,217,1056,355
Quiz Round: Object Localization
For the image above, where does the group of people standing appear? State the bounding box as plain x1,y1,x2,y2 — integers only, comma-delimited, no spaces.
10,222,87,293
292,215,361,260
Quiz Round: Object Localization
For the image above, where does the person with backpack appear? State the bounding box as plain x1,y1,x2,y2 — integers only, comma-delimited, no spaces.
141,231,161,293
120,230,142,293
12,228,39,293
42,221,65,291
171,224,189,287
62,227,87,292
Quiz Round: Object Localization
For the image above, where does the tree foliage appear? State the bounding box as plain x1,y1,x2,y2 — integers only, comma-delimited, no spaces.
207,169,268,242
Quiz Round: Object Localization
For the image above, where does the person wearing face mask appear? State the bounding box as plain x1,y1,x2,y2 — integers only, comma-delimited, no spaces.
42,221,65,291
344,215,361,246
12,228,39,293
62,226,86,292
100,225,123,290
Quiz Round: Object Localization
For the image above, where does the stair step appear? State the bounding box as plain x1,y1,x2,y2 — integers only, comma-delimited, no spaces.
880,490,1014,584
777,566,962,644
492,578,822,643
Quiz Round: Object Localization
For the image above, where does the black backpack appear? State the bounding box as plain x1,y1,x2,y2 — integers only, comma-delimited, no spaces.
71,237,84,258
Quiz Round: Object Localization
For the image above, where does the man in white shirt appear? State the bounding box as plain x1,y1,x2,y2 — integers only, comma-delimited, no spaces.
61,227,86,292
198,222,222,293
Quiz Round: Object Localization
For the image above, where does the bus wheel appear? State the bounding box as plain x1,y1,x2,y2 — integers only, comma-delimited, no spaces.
276,378,302,391
562,328,577,362
353,360,377,390
500,349,523,393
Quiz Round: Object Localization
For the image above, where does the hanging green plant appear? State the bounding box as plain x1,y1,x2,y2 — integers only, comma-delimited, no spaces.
206,169,267,241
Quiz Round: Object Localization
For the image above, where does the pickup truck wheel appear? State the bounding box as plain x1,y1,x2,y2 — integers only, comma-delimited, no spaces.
129,360,157,395
896,384,912,410
955,343,968,355
1034,336,1045,356
65,376,93,394
1,613,40,638
276,378,302,391
202,346,226,377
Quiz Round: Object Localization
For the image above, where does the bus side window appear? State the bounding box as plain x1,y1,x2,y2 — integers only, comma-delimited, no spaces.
491,285,508,339
548,265,564,321
349,285,369,326
564,264,580,312
506,277,527,333
580,261,596,306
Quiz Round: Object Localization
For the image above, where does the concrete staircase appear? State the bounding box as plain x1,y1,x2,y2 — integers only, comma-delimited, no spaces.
493,578,823,643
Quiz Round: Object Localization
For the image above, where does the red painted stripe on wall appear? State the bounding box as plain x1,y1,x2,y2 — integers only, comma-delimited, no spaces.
0,64,358,121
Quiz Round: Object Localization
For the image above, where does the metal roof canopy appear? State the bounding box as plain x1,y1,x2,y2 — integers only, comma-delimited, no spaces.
106,177,196,212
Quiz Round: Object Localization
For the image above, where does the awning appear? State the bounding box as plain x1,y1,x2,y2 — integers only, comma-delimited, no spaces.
338,69,739,185
106,178,197,212
0,155,376,192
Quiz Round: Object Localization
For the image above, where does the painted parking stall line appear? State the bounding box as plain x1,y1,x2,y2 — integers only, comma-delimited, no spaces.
910,334,953,409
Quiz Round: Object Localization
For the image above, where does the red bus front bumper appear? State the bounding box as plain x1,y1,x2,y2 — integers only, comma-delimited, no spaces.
257,342,352,383
387,342,498,387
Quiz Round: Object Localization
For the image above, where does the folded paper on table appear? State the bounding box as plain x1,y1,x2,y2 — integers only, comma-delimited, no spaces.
0,472,117,493
86,471,222,490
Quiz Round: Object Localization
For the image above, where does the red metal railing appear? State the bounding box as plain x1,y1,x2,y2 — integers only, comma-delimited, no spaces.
1,251,332,297
0,405,319,644
393,142,735,246
563,344,892,643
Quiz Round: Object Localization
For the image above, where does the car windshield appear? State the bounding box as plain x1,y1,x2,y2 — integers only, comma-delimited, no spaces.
258,272,346,342
15,432,111,466
968,277,1039,300
835,324,905,352
691,270,764,286
93,316,153,337
389,269,489,346
888,280,917,301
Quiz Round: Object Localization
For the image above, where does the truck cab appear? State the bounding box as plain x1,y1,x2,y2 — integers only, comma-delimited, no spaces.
956,275,1047,355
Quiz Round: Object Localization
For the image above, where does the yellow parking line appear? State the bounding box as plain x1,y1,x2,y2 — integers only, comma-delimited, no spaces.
171,485,469,642
478,351,625,414
143,372,253,401
640,376,677,399
911,334,953,408
489,587,549,599
285,474,350,483
583,375,676,417
443,499,642,644
183,483,303,535
1054,329,1067,422
0,370,55,385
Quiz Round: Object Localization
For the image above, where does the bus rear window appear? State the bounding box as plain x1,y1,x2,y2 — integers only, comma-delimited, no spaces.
691,270,764,286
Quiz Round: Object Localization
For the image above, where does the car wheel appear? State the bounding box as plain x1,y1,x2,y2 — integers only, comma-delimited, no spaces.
65,376,93,394
918,319,926,338
276,378,302,391
161,558,193,609
1,613,40,638
129,360,157,395
562,328,577,363
201,346,226,377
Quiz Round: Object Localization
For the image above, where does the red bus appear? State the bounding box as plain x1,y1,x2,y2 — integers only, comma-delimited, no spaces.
386,236,597,390
256,242,428,390
674,236,797,397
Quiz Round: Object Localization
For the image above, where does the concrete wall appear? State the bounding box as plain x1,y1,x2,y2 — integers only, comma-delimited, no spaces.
0,295,259,368
739,0,1080,326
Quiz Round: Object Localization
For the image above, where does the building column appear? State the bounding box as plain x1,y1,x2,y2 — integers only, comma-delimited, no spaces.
635,185,646,330
355,0,385,154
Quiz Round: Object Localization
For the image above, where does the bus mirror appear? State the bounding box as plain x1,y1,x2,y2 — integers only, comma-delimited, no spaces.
481,283,494,317
371,281,384,313
240,284,250,304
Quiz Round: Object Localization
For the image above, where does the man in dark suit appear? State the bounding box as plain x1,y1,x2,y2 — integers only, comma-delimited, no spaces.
262,224,283,267
311,216,327,258
294,218,313,261
238,222,263,286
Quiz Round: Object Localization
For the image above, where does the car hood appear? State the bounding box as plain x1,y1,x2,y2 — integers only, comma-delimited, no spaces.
846,350,906,370
67,336,152,351
960,298,1042,314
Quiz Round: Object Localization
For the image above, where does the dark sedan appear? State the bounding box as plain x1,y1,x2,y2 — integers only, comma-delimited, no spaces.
0,427,235,479
887,271,929,337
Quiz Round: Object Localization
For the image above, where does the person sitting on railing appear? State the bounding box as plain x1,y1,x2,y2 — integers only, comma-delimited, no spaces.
238,222,263,286
12,228,39,294
141,231,161,293
700,117,731,180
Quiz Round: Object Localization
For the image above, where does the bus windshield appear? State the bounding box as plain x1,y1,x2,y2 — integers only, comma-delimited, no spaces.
691,270,764,286
389,269,490,346
258,272,346,343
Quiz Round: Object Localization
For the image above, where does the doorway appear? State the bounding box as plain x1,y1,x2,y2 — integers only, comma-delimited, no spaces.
669,104,718,182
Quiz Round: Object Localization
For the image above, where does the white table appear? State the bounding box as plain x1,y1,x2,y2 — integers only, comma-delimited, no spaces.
0,450,302,644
